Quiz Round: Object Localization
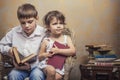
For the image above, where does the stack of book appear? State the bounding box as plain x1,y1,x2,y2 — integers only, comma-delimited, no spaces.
92,58,120,66
87,44,120,66
89,55,117,66
95,49,117,66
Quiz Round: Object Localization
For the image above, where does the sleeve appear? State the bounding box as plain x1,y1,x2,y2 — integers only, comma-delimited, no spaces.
0,30,13,54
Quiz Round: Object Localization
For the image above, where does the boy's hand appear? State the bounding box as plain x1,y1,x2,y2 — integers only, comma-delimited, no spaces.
13,60,31,71
8,48,14,58
9,47,13,54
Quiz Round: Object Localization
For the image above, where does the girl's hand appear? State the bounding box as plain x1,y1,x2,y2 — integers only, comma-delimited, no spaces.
39,52,54,60
44,52,54,58
50,44,59,55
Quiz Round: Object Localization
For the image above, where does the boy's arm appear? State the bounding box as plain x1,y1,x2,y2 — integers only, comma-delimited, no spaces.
0,30,13,55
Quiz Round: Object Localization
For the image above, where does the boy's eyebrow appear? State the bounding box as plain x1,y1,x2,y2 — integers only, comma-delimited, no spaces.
20,19,34,22
28,20,34,22
27,20,34,23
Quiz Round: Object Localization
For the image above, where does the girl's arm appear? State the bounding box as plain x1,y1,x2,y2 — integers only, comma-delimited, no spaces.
38,40,53,61
51,36,76,56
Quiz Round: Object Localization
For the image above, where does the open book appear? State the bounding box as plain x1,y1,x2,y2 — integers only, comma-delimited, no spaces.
47,41,69,70
12,47,36,65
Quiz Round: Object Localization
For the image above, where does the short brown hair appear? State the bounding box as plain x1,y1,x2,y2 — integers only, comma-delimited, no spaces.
17,3,38,19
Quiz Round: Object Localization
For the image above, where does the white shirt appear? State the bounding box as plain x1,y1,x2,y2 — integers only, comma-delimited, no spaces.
0,25,46,68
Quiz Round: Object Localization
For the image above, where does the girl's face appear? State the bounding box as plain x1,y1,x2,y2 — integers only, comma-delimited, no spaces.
49,17,64,36
19,17,38,36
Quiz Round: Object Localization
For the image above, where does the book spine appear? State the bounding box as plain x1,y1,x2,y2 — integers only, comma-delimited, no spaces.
94,62,113,66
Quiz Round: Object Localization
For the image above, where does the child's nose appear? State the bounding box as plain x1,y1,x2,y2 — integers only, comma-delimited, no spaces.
57,24,61,27
25,23,29,27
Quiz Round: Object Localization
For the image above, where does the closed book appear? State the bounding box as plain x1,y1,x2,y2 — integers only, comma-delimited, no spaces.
94,62,113,66
95,54,117,58
47,41,68,70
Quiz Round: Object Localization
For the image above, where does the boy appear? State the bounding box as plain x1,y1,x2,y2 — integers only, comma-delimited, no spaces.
0,3,46,80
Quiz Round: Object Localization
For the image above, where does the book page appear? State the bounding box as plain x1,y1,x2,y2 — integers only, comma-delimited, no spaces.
12,47,36,64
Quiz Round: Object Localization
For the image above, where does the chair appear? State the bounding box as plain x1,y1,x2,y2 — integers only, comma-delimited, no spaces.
0,53,76,80
0,29,76,80
64,56,76,80
63,28,77,80
0,53,13,80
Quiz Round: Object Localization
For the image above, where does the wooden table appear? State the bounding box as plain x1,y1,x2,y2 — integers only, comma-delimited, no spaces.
79,64,120,80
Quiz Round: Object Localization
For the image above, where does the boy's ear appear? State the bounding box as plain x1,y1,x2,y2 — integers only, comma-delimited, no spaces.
36,15,39,20
47,27,51,32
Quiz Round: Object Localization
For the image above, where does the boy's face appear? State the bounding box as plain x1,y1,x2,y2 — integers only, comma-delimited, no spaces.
19,17,38,36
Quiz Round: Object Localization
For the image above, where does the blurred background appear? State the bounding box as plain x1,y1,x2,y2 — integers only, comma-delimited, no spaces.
0,0,120,80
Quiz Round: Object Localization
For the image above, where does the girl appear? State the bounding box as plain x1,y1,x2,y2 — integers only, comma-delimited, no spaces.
38,10,76,80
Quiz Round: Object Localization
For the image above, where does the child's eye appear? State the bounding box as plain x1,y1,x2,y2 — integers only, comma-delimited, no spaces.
60,22,64,24
28,20,33,24
52,23,57,25
21,22,25,25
